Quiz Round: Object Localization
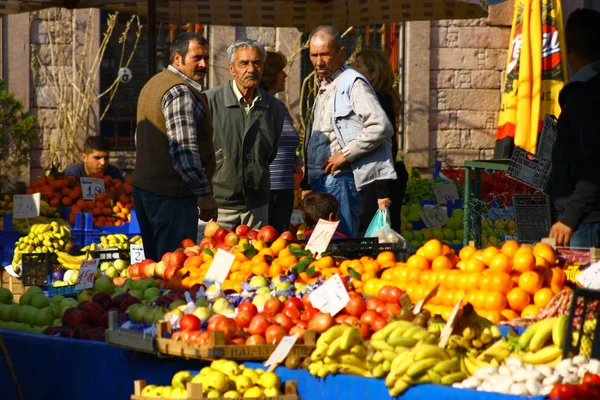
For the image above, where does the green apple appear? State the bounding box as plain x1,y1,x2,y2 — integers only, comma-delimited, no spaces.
255,287,271,295
263,387,281,397
19,292,33,306
35,310,54,326
144,287,161,300
192,306,211,320
30,293,50,309
223,390,242,398
100,261,112,271
212,298,233,315
77,289,95,303
248,276,269,288
0,287,13,304
114,259,127,272
129,290,144,300
169,299,186,310
235,375,253,393
94,276,116,295
50,295,65,305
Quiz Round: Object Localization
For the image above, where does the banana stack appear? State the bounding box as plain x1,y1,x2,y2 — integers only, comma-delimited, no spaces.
451,307,503,356
55,251,92,270
81,233,130,251
11,222,73,273
129,235,143,246
384,343,466,396
516,315,566,366
367,320,438,378
308,326,371,378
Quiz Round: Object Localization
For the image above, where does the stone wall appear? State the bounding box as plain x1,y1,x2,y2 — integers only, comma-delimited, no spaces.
428,1,513,166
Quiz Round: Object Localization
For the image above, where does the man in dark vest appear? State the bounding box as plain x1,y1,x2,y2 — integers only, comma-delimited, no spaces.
133,32,217,261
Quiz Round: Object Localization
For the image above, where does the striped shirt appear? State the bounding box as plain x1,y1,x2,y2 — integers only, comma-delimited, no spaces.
270,101,300,190
161,65,211,197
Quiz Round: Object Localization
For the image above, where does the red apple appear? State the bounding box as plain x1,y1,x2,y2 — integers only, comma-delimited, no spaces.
127,264,140,278
180,238,196,249
204,221,221,238
120,296,140,313
141,262,157,279
92,292,112,311
214,228,228,243
161,252,172,263
258,225,279,243
235,225,251,237
154,261,168,280
216,243,231,252
180,314,201,332
168,251,186,268
248,230,259,240
62,308,89,329
163,265,182,281
223,232,240,246
280,231,296,241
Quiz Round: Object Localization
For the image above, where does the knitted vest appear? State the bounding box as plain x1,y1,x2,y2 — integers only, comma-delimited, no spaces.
133,69,215,198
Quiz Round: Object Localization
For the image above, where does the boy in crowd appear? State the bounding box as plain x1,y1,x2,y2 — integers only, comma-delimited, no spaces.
302,192,348,240
64,136,124,181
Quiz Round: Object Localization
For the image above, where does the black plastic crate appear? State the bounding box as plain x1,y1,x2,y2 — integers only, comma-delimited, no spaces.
506,147,553,192
21,252,62,287
90,248,129,263
563,287,600,359
513,194,553,243
537,114,557,160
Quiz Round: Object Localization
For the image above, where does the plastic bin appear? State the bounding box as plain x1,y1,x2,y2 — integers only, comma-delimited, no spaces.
0,214,25,266
47,284,78,297
513,194,553,243
21,252,62,287
90,248,129,262
563,286,600,359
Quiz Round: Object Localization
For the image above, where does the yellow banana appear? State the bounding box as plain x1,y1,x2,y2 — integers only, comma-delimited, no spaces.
552,315,568,349
340,327,362,351
529,318,556,352
433,357,461,374
413,344,450,362
387,336,418,348
371,320,412,342
441,371,468,385
317,325,351,347
406,358,439,378
522,345,562,365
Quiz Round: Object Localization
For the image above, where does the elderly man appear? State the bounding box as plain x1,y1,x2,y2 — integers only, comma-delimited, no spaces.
301,25,397,237
203,40,284,235
133,32,217,261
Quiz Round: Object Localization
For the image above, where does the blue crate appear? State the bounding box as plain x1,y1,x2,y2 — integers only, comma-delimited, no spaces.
70,229,85,252
48,284,78,297
1,215,25,266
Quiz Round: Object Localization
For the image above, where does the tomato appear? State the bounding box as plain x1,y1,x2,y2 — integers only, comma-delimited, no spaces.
550,384,579,400
378,286,402,304
283,306,301,321
207,314,227,332
265,325,287,344
371,316,387,332
579,382,600,400
302,293,313,308
307,312,335,333
582,374,600,386
366,298,385,312
235,309,254,329
344,296,367,317
284,297,304,310
358,322,372,340
301,306,319,322
187,330,203,344
263,298,284,315
212,317,239,339
179,314,201,332
380,303,401,320
248,315,271,336
289,326,306,339
360,310,380,326
245,334,266,345
237,301,258,317
273,313,293,332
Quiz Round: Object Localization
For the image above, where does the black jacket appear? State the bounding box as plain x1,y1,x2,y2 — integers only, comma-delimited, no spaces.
551,69,600,229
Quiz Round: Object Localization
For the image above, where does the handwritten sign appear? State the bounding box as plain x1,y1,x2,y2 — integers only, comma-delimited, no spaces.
13,193,41,219
74,259,100,290
80,177,105,200
413,284,440,315
130,244,145,264
305,219,339,257
577,262,600,290
265,334,300,368
439,295,464,348
419,206,449,229
203,249,235,286
432,184,459,205
309,274,350,316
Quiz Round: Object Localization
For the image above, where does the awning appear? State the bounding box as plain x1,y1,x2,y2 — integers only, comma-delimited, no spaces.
0,0,489,32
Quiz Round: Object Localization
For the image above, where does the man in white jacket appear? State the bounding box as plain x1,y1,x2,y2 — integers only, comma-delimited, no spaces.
300,25,397,237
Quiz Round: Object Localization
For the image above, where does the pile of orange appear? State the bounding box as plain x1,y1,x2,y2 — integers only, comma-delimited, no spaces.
26,174,134,227
362,239,566,323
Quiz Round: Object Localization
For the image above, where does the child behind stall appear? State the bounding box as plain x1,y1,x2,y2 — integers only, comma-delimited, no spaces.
302,192,348,240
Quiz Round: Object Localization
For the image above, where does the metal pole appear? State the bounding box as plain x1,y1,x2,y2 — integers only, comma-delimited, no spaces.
147,0,157,77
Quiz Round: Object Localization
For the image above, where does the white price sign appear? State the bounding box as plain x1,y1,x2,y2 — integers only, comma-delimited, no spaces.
432,184,460,205
439,295,464,348
419,206,449,229
130,244,145,264
203,249,235,286
80,177,105,200
13,193,41,219
309,274,350,316
265,333,300,367
74,259,100,290
576,262,600,290
305,219,339,257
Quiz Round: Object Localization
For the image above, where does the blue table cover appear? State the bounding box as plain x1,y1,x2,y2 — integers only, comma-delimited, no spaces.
0,329,543,400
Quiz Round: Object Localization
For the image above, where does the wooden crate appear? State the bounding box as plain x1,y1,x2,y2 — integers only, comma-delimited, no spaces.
1,270,25,302
105,311,157,354
156,322,316,361
131,380,299,400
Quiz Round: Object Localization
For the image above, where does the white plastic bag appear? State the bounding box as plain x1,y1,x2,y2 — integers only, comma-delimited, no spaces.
366,208,409,247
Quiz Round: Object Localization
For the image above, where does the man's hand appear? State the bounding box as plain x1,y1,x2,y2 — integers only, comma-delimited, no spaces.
197,195,218,222
549,221,574,246
377,198,392,210
301,190,312,201
322,153,348,175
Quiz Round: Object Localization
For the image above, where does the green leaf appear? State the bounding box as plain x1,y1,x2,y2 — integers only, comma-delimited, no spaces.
288,245,312,259
348,267,361,280
306,267,316,276
203,248,214,256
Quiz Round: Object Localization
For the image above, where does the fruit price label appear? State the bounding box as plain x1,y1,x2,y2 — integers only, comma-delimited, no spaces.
309,274,350,316
265,333,300,368
413,284,440,315
419,206,449,229
305,219,340,258
439,295,464,348
432,184,459,205
130,244,145,264
576,261,600,290
74,259,100,290
203,248,235,286
80,177,106,200
13,193,41,219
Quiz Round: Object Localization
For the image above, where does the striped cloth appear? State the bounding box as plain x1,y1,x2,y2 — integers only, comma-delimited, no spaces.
270,101,300,190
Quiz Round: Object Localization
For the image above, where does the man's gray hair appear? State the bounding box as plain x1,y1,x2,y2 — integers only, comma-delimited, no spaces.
226,40,267,64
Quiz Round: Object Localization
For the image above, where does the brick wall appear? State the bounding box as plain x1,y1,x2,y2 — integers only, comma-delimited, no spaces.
429,1,513,166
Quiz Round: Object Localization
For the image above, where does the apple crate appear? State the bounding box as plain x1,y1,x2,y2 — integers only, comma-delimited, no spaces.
131,380,299,400
20,252,63,287
105,311,157,354
155,322,316,361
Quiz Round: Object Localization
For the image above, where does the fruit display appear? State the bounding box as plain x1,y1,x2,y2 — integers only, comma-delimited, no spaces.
11,221,73,273
0,196,64,232
136,361,289,398
400,204,464,248
0,286,61,333
25,173,134,227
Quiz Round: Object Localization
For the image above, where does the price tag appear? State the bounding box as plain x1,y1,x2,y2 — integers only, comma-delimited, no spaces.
432,184,459,205
413,284,440,315
80,177,105,200
439,295,464,348
309,274,350,316
577,261,600,290
305,219,339,257
74,259,100,290
130,244,145,264
265,333,300,367
203,249,235,286
13,193,41,219
419,206,449,229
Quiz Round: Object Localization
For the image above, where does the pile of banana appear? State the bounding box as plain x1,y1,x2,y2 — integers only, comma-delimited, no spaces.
384,343,466,396
55,251,91,270
516,315,567,366
80,233,133,251
308,326,370,378
11,222,73,273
